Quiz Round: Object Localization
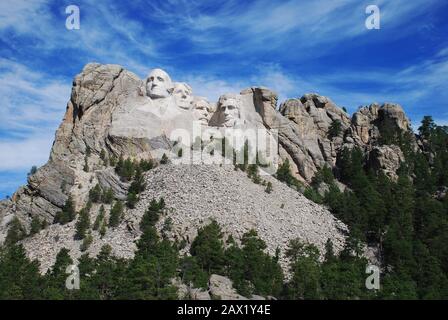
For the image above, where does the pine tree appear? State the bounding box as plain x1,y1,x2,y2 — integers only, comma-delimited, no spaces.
93,205,105,230
418,116,436,139
161,217,173,239
30,216,43,235
83,156,89,172
0,244,42,299
383,175,415,272
128,167,145,195
88,184,102,203
100,149,106,161
122,158,135,181
265,181,273,193
126,192,138,209
54,196,76,224
190,220,226,274
80,232,93,252
324,239,335,263
276,158,301,189
109,201,124,228
75,207,90,240
44,248,74,299
180,256,209,289
328,119,342,139
102,188,114,204
99,221,107,238
140,198,164,230
285,239,321,299
160,153,169,164
238,230,283,297
5,217,25,246
109,154,117,167
115,155,124,176
27,165,37,177
139,159,154,171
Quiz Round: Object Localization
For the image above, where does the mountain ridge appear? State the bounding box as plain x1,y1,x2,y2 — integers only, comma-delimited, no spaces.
0,63,421,271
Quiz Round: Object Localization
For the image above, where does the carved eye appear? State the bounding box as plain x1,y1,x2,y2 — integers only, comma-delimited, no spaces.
158,76,164,81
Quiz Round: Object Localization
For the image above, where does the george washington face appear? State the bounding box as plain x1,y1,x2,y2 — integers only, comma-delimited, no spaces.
145,68,174,99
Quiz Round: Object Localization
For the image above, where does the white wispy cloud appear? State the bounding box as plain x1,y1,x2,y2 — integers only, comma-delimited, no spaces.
0,58,70,172
140,0,441,56
0,58,71,134
0,0,446,196
0,135,53,171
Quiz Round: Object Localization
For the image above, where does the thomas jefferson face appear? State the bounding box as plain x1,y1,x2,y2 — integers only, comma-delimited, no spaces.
192,97,211,126
217,95,240,127
173,83,193,110
145,68,173,99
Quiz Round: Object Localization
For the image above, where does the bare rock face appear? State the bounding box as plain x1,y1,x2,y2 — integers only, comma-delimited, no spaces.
350,102,414,147
174,274,264,300
0,63,146,240
272,98,414,183
95,168,129,201
258,92,351,181
351,103,380,145
368,145,405,180
208,274,248,300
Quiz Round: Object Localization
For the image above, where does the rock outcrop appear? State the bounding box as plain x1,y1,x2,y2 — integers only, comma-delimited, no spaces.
368,145,405,180
174,274,268,300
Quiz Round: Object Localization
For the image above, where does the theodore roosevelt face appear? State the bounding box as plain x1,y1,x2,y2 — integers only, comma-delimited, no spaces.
192,97,212,125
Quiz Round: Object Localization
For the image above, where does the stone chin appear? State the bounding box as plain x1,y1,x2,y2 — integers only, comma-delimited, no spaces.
198,117,209,126
222,119,236,127
177,100,192,110
147,86,171,99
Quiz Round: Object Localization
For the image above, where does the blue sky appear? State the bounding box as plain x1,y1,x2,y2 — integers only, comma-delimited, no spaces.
0,0,447,199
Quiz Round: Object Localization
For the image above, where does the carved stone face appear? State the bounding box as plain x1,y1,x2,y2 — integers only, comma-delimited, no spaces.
192,97,211,126
145,69,173,99
217,95,240,127
173,82,193,110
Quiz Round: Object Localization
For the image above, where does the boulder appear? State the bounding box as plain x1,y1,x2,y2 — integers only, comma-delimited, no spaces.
209,274,248,300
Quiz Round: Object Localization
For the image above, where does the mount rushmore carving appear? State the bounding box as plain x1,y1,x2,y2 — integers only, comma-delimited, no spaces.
138,67,244,128
0,62,418,278
0,63,414,251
